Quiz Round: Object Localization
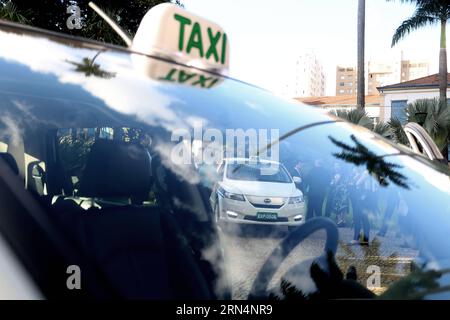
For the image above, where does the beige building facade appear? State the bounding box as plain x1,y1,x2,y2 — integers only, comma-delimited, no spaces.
336,59,429,96
401,60,429,82
335,66,357,95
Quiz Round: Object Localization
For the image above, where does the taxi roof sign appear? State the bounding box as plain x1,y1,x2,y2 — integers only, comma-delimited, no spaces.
132,3,229,73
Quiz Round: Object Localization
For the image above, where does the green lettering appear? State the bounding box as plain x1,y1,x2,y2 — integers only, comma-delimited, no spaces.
178,70,196,83
207,78,219,88
186,22,204,57
192,74,212,87
221,33,227,65
158,68,177,82
206,28,221,62
174,14,191,51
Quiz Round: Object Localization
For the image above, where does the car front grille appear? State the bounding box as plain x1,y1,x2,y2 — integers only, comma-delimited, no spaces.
249,202,284,209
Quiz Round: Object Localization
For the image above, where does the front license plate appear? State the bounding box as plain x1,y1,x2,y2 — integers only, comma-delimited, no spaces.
256,212,278,220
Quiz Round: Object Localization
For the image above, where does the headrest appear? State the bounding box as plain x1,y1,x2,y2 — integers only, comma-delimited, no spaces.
78,140,152,199
0,153,19,175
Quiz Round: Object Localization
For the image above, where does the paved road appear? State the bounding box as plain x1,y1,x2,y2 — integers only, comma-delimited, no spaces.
219,224,418,300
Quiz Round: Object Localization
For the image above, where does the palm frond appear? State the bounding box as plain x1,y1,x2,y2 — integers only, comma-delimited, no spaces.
391,13,437,46
0,1,30,24
373,122,392,139
331,108,373,129
390,0,450,46
386,1,428,4
405,98,450,150
387,118,410,145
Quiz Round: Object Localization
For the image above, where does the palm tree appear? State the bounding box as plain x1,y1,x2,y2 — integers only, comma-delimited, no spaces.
332,109,373,129
387,118,410,145
81,6,129,45
0,1,30,24
389,0,450,106
66,51,116,79
405,98,450,152
357,0,366,110
331,108,393,138
380,265,450,299
387,99,450,158
329,134,410,189
373,122,394,139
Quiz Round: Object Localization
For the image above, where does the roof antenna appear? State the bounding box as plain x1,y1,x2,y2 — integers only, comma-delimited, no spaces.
88,2,132,47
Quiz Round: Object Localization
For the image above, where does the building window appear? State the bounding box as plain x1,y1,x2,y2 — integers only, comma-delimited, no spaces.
340,82,345,86
391,100,408,124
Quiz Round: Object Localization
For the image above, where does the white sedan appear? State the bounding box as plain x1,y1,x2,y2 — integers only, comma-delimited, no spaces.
210,158,305,227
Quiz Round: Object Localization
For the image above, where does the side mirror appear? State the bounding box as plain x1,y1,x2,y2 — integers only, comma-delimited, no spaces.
292,176,302,184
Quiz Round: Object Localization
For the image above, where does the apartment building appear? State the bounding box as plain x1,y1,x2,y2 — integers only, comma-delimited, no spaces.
335,66,357,95
367,61,400,95
281,52,325,98
401,60,429,82
336,59,429,96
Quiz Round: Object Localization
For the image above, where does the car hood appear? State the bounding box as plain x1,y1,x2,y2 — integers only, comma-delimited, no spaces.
223,179,299,197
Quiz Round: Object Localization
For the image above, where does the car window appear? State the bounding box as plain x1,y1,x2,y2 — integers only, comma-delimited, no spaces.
1,30,450,300
56,127,152,198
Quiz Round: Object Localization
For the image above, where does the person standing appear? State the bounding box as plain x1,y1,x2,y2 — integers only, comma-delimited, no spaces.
324,162,344,220
349,169,371,245
305,159,332,220
292,160,306,193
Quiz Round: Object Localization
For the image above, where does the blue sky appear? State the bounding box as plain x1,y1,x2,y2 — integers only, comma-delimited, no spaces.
183,0,443,95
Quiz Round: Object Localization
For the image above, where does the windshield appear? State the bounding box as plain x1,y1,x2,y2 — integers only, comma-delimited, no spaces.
1,28,450,300
226,161,292,183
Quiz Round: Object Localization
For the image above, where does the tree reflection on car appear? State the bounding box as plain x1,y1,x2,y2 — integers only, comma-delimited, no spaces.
329,134,409,189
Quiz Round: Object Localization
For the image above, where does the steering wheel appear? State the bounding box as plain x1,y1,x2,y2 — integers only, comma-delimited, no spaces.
248,217,339,299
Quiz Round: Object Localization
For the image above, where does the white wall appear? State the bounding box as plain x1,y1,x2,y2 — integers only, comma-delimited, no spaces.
381,88,450,122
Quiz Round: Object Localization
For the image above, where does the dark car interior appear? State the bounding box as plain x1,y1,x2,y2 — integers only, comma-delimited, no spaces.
0,126,231,299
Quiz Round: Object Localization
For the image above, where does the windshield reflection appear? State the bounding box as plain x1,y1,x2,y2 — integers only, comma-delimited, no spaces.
66,51,116,79
1,26,450,300
329,134,409,189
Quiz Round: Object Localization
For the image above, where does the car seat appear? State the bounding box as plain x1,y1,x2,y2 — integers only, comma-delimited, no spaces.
55,139,212,299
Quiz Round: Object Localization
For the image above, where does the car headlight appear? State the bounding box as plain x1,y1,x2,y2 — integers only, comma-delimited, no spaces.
289,195,304,204
218,186,245,201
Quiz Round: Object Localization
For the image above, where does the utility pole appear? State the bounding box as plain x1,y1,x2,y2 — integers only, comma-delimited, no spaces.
357,0,365,110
